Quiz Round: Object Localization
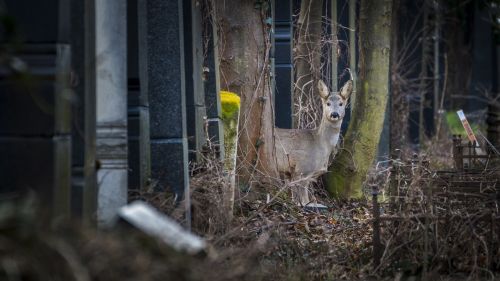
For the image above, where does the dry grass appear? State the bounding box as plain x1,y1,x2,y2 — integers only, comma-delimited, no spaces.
372,137,500,280
1,138,499,280
187,148,377,280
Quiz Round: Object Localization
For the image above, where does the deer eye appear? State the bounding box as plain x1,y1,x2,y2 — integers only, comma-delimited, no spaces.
339,103,343,106
326,102,331,106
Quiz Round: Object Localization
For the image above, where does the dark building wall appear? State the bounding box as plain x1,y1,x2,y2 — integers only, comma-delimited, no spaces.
274,0,293,129
0,0,72,216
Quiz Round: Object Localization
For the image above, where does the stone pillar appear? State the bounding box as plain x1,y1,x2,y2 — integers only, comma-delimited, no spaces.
95,1,128,225
138,0,190,224
184,0,207,161
203,2,224,158
0,0,72,218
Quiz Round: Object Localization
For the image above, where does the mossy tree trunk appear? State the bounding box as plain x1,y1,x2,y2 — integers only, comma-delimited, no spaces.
215,1,278,190
327,0,392,198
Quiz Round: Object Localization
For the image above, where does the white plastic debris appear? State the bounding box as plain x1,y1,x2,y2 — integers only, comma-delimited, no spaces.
118,201,206,254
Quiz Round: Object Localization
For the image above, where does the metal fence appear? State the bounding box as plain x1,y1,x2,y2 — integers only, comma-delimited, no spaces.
372,140,500,275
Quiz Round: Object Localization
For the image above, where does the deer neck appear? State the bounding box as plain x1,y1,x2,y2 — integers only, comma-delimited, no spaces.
317,117,341,148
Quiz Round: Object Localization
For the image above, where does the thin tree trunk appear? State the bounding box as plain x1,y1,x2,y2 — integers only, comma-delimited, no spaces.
389,0,404,152
433,0,440,130
418,0,430,146
215,0,278,191
293,0,324,129
327,0,392,198
348,0,357,112
331,0,338,92
443,1,472,109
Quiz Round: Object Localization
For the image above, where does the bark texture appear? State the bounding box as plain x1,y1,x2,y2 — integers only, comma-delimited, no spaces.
443,1,473,109
418,0,430,145
327,0,392,198
389,0,408,152
215,0,278,189
293,0,324,129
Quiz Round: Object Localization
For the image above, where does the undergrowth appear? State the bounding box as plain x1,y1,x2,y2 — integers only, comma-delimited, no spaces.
1,135,499,280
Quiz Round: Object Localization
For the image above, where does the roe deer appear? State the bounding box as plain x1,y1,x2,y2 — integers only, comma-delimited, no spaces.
275,79,353,205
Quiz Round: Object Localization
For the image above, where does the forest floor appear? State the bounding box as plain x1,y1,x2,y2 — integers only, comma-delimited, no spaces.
1,140,499,280
0,183,378,280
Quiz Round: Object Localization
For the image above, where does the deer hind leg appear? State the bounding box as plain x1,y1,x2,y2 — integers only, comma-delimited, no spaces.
291,183,310,206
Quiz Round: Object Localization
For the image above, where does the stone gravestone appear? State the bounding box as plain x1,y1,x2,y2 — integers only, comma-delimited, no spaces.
70,0,98,221
138,0,191,226
0,0,72,218
95,1,128,226
127,0,151,191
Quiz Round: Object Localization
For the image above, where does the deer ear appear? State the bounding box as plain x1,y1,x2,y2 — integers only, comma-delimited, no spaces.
317,80,329,99
339,80,353,100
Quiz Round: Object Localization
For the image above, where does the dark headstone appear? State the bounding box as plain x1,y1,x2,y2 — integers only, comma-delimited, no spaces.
127,0,151,191
128,81,141,190
138,0,190,225
140,0,186,139
150,139,189,199
70,0,97,220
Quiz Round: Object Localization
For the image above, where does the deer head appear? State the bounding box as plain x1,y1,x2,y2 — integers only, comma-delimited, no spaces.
318,80,353,122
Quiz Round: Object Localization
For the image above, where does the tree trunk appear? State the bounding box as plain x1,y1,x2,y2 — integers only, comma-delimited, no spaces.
331,0,338,92
418,0,430,145
443,1,472,109
326,0,392,198
215,1,278,190
389,0,408,152
432,0,441,131
348,0,357,111
293,0,324,129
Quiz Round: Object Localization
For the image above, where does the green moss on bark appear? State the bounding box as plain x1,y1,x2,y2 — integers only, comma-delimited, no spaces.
326,0,392,199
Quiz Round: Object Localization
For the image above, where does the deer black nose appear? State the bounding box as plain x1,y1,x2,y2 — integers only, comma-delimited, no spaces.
331,112,340,119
